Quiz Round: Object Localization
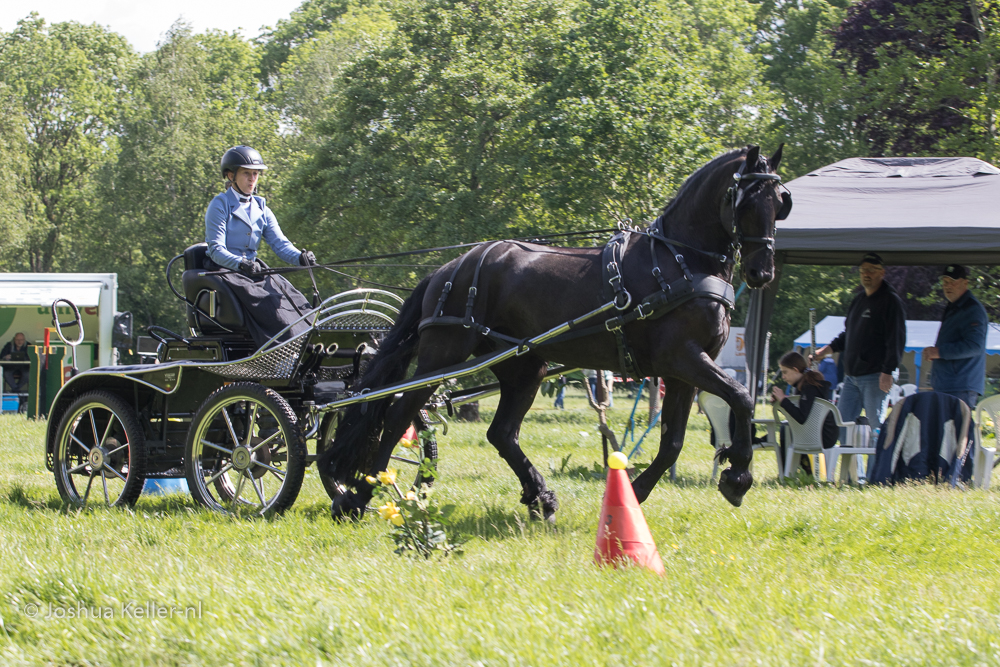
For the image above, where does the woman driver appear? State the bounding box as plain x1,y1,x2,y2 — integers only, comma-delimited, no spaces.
204,145,317,347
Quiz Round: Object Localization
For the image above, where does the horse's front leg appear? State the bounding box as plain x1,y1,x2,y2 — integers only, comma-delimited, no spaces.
631,380,694,503
671,347,755,507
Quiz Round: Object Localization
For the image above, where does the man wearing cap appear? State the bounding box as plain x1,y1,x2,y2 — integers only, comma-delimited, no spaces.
813,252,906,439
922,265,988,408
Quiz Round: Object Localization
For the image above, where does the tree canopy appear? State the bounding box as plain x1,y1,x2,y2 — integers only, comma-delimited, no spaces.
0,0,996,362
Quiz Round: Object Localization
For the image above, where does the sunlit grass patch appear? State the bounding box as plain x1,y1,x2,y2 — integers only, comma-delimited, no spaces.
1,389,999,665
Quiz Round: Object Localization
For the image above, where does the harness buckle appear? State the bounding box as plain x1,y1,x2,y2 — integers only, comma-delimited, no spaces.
635,302,652,320
614,290,632,311
605,317,623,332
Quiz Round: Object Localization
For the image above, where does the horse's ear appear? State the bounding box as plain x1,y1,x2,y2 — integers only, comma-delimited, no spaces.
770,143,784,173
742,146,760,174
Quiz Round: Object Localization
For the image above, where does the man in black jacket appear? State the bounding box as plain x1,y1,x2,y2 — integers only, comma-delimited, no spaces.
814,253,906,442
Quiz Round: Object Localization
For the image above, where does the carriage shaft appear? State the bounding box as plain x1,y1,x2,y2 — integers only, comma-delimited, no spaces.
312,303,616,413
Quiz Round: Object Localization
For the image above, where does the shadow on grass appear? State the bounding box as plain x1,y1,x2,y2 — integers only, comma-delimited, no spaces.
2,482,65,511
450,503,555,541
296,498,555,542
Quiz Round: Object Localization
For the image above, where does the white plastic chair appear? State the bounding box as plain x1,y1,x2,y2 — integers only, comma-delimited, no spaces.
699,391,782,481
774,397,874,484
900,383,918,397
831,382,843,405
974,395,1000,490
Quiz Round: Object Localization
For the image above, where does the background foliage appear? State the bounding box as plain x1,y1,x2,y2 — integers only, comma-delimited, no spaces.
0,0,995,346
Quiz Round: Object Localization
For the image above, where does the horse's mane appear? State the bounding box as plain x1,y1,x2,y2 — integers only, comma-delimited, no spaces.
658,146,767,219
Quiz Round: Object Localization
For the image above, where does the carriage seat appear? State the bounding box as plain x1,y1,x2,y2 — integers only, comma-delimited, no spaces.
180,243,249,337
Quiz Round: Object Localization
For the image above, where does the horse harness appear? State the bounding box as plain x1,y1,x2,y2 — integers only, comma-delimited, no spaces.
416,162,787,379
417,231,735,380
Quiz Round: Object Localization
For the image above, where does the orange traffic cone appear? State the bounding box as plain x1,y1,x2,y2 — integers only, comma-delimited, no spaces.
594,452,665,574
401,425,417,443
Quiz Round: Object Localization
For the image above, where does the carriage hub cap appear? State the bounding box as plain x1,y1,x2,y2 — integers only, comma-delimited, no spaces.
88,447,108,470
232,446,253,471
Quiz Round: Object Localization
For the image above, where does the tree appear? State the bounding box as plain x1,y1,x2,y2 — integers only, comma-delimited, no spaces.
0,15,136,271
257,0,378,86
77,23,280,329
0,84,34,269
280,0,772,289
755,0,864,178
832,0,1000,161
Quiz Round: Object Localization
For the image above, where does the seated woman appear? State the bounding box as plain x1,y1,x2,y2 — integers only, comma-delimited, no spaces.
204,145,317,348
771,351,838,475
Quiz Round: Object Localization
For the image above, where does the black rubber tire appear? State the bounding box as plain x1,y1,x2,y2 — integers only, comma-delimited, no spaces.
53,390,147,507
316,413,438,502
185,382,306,516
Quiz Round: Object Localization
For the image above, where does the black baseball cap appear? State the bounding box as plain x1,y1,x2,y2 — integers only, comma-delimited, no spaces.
860,252,884,267
942,264,968,280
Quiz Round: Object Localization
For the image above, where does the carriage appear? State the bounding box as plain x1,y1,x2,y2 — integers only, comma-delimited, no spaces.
44,146,788,520
42,243,441,515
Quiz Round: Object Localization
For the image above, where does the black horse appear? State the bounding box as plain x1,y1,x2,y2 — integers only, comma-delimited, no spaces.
322,145,788,521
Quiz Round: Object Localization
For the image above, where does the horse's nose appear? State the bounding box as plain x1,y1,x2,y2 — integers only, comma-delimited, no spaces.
746,266,773,286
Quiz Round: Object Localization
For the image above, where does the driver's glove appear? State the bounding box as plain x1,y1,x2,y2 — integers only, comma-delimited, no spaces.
238,259,262,278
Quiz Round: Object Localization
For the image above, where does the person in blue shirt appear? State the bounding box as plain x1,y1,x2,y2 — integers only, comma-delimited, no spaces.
204,146,317,347
923,264,988,408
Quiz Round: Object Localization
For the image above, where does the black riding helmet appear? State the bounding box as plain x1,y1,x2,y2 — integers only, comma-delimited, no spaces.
220,146,268,179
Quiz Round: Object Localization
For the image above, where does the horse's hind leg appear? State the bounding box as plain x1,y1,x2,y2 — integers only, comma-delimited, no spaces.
486,354,557,522
631,380,695,503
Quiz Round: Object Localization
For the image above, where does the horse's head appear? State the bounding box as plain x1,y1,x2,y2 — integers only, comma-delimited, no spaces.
719,145,790,288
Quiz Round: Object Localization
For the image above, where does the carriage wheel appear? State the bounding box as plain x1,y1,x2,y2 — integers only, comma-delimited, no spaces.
185,382,306,516
53,391,147,508
315,412,438,502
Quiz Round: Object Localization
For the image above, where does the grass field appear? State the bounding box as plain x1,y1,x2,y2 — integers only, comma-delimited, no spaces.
2,387,1000,666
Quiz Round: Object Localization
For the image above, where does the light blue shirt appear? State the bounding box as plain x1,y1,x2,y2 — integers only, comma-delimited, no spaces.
204,188,301,270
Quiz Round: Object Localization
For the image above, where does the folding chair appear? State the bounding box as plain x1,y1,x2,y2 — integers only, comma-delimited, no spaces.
973,394,1000,490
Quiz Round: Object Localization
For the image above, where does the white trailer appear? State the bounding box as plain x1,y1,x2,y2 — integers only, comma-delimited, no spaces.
0,273,119,368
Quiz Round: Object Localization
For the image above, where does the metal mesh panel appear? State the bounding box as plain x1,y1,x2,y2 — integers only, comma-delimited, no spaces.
205,337,305,380
318,366,355,381
317,312,394,331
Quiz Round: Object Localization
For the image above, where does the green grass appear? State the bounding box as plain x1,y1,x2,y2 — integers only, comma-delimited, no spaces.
2,387,1000,665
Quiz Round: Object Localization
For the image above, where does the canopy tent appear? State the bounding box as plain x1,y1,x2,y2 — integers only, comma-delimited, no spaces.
745,157,1000,399
793,316,1000,353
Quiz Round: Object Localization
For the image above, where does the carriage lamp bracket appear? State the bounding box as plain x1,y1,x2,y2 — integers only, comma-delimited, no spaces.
51,298,84,376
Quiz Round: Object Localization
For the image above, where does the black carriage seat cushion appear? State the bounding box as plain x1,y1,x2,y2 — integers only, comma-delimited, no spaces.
184,243,210,272
180,244,248,335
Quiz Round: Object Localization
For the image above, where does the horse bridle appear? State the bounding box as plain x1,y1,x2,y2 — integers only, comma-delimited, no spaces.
723,161,790,261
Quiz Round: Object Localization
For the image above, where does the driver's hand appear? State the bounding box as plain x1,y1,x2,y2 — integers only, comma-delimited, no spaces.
299,250,317,266
238,259,262,278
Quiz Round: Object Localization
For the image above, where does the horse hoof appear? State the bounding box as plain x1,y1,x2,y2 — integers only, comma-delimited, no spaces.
330,492,366,521
718,468,752,508
527,490,558,524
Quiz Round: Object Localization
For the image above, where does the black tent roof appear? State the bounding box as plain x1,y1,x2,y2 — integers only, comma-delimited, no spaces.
776,157,1000,265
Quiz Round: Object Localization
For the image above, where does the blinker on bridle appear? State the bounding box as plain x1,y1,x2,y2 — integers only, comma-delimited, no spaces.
724,163,788,261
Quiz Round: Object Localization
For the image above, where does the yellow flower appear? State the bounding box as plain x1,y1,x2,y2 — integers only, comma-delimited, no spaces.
404,490,416,501
378,501,398,521
390,513,405,527
399,438,413,449
365,476,378,486
376,469,397,486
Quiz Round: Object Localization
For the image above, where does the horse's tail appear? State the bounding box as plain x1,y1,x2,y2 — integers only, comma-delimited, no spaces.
319,275,432,483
